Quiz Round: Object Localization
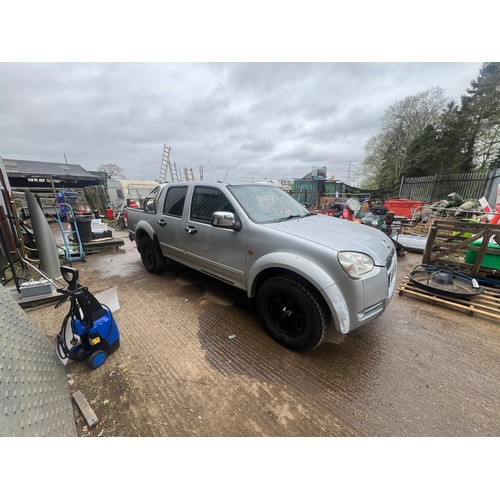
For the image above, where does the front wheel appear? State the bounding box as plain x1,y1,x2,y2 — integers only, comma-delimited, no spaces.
256,276,327,351
139,236,167,273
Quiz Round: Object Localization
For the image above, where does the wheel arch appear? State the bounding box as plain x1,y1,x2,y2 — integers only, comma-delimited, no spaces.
137,230,167,273
135,224,162,254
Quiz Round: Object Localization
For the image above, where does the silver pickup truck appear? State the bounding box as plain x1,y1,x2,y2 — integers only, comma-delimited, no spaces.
127,181,397,351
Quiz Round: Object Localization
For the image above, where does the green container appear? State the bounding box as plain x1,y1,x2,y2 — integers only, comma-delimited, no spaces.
465,239,500,269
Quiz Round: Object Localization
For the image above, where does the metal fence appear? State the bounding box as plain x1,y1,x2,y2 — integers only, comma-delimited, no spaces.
399,168,500,205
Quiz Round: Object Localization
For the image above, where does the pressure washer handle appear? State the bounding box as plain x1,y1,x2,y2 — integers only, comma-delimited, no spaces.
60,266,79,291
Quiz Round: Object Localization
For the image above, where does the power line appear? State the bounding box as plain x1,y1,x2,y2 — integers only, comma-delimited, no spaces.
207,160,220,181
345,161,352,185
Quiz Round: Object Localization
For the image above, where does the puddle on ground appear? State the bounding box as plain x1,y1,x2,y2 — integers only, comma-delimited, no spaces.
82,247,143,278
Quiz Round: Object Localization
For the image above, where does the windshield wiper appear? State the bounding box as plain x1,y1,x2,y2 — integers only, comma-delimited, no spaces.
276,214,303,222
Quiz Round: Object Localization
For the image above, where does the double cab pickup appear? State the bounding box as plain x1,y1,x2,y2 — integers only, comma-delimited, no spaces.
127,181,397,351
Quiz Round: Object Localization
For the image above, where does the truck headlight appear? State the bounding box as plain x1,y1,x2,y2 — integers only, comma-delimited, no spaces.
338,252,374,278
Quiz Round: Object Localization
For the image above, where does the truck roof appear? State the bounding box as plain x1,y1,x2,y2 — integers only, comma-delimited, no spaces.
159,180,282,188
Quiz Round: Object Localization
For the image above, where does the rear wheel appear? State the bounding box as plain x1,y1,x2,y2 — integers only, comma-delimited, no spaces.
139,236,167,273
87,350,107,369
256,276,326,351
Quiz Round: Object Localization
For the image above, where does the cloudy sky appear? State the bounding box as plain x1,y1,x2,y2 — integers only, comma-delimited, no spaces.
0,62,483,184
0,3,492,186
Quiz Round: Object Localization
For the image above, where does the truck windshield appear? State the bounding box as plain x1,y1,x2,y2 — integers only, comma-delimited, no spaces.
228,184,312,223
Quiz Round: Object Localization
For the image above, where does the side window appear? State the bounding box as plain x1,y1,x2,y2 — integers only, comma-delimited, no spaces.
144,197,156,213
162,186,188,217
190,186,234,224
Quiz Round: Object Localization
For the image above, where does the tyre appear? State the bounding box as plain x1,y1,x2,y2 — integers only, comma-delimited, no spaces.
256,276,326,351
87,350,107,369
139,236,167,273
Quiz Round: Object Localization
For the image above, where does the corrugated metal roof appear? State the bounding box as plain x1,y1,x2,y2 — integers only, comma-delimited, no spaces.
3,158,99,179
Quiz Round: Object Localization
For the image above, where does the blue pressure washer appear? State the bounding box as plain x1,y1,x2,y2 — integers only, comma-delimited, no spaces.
55,266,120,369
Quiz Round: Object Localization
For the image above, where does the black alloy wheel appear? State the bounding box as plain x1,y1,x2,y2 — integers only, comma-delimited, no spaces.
139,236,166,274
256,276,326,351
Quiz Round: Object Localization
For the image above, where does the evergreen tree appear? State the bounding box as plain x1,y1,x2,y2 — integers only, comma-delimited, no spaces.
405,124,441,177
457,62,500,170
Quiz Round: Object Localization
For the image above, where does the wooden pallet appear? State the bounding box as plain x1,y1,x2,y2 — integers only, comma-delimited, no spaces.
422,220,500,278
400,217,444,237
397,276,500,321
82,237,125,253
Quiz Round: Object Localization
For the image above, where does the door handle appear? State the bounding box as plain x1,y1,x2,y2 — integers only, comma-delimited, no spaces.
157,219,166,227
185,226,197,234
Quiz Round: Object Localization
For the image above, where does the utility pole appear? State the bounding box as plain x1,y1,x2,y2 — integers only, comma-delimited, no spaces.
345,161,352,185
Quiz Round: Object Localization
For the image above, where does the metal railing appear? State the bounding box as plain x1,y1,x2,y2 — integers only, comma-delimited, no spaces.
399,168,500,204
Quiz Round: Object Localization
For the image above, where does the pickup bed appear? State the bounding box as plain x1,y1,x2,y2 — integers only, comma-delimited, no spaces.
128,181,397,351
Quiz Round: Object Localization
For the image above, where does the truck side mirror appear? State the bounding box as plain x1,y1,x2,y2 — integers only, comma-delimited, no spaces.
211,211,241,231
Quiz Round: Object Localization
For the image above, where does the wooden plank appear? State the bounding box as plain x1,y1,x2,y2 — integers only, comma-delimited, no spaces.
422,224,437,263
72,389,99,428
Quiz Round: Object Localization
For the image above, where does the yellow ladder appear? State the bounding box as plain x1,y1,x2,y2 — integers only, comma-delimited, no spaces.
184,168,195,181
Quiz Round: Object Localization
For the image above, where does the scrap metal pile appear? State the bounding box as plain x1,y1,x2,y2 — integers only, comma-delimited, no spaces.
416,192,497,223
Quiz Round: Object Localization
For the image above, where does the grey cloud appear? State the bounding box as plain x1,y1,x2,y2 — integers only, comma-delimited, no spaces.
218,114,248,130
240,138,275,153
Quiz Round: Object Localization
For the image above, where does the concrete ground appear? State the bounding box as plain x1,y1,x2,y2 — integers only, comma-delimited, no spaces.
25,228,500,437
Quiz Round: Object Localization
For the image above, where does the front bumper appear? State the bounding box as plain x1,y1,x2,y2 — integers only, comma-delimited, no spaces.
322,249,397,334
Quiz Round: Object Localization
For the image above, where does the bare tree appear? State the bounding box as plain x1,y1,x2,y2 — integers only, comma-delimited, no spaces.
98,163,125,180
360,87,447,192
